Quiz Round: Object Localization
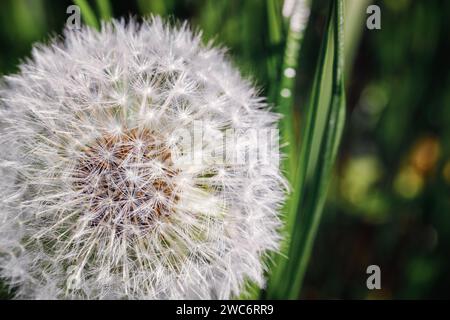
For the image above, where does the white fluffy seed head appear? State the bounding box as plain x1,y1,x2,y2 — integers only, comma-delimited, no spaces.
0,17,286,299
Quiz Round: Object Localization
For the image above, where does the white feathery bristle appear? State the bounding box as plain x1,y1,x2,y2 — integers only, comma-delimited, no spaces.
0,17,286,299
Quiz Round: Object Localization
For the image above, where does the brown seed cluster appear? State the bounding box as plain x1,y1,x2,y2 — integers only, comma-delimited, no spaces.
73,128,178,230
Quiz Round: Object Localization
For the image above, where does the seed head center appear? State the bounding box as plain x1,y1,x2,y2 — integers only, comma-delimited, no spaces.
73,128,178,230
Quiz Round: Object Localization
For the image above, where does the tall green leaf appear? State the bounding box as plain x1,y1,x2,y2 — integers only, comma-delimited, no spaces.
266,0,346,299
265,0,311,298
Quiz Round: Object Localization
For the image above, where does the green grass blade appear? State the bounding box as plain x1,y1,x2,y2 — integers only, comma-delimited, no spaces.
95,0,112,21
286,0,346,299
266,0,284,100
266,0,346,299
276,0,310,170
74,0,99,30
343,0,371,76
267,13,329,298
265,0,311,298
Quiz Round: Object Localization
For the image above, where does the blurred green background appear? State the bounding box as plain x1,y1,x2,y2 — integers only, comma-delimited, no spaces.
0,0,449,299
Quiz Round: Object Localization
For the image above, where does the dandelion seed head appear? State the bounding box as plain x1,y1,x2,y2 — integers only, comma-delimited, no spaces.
0,17,286,299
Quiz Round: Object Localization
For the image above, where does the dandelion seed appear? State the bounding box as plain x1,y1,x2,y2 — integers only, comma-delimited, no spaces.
0,17,286,299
